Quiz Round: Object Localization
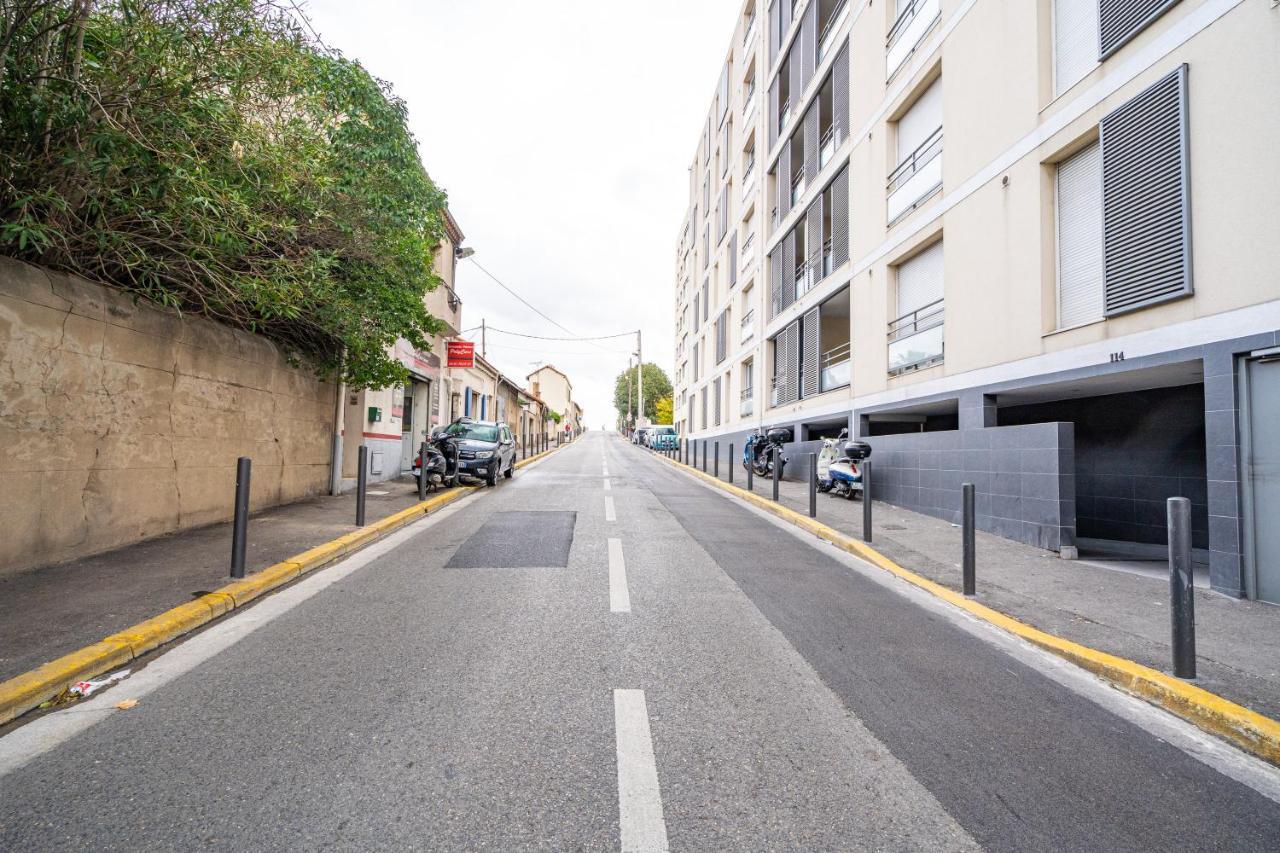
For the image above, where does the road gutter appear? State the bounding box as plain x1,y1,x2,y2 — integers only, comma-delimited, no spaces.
0,442,570,726
651,449,1280,769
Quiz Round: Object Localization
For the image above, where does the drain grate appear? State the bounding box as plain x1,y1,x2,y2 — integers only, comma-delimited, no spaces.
445,511,577,568
882,524,907,531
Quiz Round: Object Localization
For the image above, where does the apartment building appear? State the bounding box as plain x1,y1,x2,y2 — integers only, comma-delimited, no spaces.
672,0,1280,603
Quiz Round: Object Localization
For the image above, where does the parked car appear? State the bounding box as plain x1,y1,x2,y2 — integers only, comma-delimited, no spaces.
632,427,652,447
437,418,516,486
650,426,678,450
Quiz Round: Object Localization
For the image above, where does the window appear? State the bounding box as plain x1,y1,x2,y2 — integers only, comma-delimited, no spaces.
1054,0,1099,97
1099,0,1182,59
1055,141,1103,328
886,0,940,80
888,77,943,223
888,240,945,373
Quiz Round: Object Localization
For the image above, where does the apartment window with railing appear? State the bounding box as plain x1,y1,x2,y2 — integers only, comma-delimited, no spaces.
817,0,849,63
715,309,729,364
740,359,755,417
887,77,942,225
743,8,757,47
886,0,940,80
771,43,848,227
888,239,945,374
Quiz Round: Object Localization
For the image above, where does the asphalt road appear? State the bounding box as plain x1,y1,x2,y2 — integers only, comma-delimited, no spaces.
2,431,1279,851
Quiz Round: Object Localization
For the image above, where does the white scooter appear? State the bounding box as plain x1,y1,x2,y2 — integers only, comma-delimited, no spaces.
816,428,872,501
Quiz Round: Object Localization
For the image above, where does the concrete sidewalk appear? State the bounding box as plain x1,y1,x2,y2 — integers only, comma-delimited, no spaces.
1,464,485,684
670,448,1280,722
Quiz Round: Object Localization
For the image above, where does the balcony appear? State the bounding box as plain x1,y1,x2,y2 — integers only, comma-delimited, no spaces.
794,258,817,299
820,341,851,391
743,15,757,48
886,127,942,224
780,99,792,130
740,386,754,417
819,125,836,170
887,298,945,374
741,232,756,269
886,0,940,80
742,86,757,124
770,375,782,407
790,167,807,207
822,237,833,277
742,158,757,201
740,308,755,344
818,0,850,63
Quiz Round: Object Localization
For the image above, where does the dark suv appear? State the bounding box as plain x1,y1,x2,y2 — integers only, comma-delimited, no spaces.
438,418,516,486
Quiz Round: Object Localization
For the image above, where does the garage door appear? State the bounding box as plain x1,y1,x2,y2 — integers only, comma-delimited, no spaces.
1242,355,1280,604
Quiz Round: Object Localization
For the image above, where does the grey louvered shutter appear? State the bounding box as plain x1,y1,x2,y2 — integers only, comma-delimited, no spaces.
802,103,819,188
781,230,796,311
806,196,823,279
777,139,792,219
800,307,820,398
831,166,849,268
780,0,792,41
784,320,802,403
768,0,781,65
1100,64,1191,316
768,78,780,148
718,185,728,241
801,1,817,89
789,44,803,118
729,233,738,287
769,249,783,317
1099,0,1182,60
832,45,849,147
772,330,787,404
714,377,722,425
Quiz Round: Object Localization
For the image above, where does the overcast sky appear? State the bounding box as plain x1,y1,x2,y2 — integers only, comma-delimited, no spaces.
304,0,740,427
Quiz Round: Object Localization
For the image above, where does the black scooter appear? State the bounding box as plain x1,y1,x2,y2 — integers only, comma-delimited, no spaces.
742,426,792,478
412,429,461,492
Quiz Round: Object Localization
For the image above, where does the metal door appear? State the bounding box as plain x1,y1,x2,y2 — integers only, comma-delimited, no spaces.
399,383,416,472
1242,354,1280,604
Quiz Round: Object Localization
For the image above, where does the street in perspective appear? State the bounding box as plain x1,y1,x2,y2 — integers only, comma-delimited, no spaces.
2,1,1280,851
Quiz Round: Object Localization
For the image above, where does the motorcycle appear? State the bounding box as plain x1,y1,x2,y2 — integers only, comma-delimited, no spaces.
412,428,461,492
816,428,872,500
743,426,792,478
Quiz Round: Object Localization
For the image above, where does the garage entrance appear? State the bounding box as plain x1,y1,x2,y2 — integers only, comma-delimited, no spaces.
1240,353,1280,605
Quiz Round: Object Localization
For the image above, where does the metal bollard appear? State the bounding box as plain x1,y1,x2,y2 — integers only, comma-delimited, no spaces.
746,453,753,491
702,441,708,472
522,433,526,459
772,452,780,501
1168,497,1197,679
962,483,976,596
356,445,368,526
808,452,817,517
714,441,720,478
230,456,251,578
728,444,734,484
418,441,428,501
861,461,872,543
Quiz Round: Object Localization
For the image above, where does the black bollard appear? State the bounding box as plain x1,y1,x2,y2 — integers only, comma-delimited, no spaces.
230,456,251,578
809,452,818,517
772,451,780,501
1168,497,1197,679
418,441,428,501
714,441,720,478
861,461,872,543
356,445,368,526
728,444,734,484
746,453,753,491
702,440,708,472
962,483,976,596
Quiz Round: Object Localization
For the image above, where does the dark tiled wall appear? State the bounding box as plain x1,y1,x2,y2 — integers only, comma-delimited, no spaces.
999,385,1208,549
859,422,1075,552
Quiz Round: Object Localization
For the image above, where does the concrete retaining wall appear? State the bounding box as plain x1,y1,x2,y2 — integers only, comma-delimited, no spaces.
0,258,337,574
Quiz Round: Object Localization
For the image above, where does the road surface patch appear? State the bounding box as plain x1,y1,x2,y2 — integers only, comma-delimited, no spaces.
613,689,669,852
445,511,576,569
608,538,631,613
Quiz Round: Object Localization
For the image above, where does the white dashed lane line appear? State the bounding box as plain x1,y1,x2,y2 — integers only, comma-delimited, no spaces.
605,495,616,522
608,538,631,613
613,689,669,852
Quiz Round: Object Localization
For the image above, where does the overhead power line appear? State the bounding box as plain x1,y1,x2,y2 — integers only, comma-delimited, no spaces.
481,326,636,342
467,259,583,339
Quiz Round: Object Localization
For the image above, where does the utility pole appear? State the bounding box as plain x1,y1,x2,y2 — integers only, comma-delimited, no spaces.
626,355,634,431
481,318,486,359
637,329,643,427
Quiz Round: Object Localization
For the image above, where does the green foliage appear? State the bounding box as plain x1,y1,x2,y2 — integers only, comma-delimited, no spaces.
545,409,561,424
0,0,448,387
613,362,673,425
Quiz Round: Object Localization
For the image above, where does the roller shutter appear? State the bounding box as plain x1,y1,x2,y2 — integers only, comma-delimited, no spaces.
1100,65,1191,316
832,45,849,147
897,240,944,318
897,78,942,163
1099,0,1181,60
830,167,849,269
1056,141,1103,328
783,320,801,404
1054,0,1098,97
801,307,820,398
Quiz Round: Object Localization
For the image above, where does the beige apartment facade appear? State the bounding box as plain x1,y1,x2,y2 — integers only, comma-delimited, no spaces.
527,365,578,438
673,0,1280,602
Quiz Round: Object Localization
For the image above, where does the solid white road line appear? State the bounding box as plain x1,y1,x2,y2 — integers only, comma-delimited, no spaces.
605,495,616,522
613,689,669,852
608,538,631,613
603,478,612,491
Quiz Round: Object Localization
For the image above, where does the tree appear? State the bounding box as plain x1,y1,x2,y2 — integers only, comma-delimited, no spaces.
612,363,673,425
0,0,448,389
654,395,673,425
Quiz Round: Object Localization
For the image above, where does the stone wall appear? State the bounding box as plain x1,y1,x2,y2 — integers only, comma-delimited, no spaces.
0,258,337,574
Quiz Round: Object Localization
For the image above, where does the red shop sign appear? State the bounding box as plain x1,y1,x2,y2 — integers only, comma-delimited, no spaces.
446,340,475,368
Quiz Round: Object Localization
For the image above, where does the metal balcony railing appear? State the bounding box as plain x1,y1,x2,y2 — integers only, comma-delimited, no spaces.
795,257,817,298
740,386,754,417
818,0,849,62
887,127,943,194
743,15,756,47
770,375,782,407
886,0,940,79
791,167,807,206
822,237,834,277
820,341,851,391
887,298,945,374
740,308,755,343
819,125,837,169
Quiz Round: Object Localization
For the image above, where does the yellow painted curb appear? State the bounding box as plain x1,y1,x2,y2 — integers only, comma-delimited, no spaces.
0,483,481,726
655,451,1280,767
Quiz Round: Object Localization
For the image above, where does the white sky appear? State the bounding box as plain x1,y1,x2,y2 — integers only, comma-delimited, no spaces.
303,0,741,427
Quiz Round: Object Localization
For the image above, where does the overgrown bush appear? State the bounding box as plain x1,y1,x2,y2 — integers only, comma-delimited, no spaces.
0,0,448,387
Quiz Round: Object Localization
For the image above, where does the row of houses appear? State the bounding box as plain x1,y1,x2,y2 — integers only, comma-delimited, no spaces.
671,0,1279,604
340,210,584,487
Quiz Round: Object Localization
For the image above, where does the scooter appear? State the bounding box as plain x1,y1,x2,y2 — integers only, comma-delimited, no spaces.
743,426,792,478
412,428,461,492
816,428,872,500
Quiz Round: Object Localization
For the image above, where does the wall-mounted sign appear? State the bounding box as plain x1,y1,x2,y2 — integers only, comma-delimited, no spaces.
446,340,475,368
